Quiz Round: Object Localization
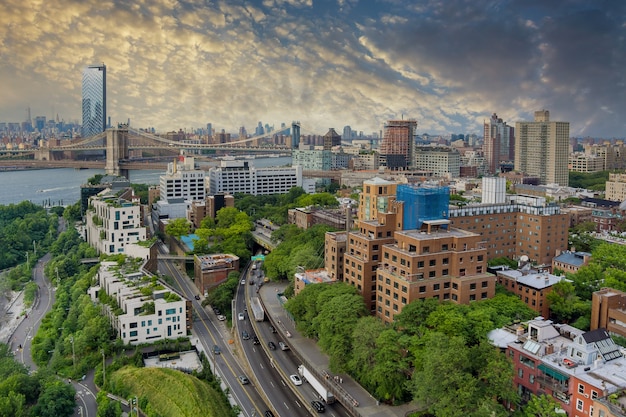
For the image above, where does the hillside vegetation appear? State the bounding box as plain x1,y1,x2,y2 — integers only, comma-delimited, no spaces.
109,366,234,417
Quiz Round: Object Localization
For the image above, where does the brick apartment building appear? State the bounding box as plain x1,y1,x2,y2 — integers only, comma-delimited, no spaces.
591,288,626,339
448,198,569,267
490,318,626,417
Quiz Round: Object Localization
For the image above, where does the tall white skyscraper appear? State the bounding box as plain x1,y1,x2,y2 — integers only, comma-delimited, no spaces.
82,64,106,137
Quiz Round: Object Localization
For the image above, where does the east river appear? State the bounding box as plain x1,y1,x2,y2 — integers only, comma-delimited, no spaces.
0,156,292,207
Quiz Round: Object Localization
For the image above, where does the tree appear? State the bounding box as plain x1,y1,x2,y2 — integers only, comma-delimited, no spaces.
314,293,367,371
347,317,385,391
165,218,190,239
370,329,411,404
522,394,564,417
410,333,515,417
31,380,76,417
546,280,583,323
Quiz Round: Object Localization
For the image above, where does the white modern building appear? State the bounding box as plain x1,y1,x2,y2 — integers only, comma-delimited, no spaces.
159,156,206,202
154,155,206,219
85,188,147,255
90,261,190,345
208,160,310,195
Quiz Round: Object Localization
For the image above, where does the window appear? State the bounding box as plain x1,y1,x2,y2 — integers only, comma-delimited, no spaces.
423,246,429,253
529,374,534,384
429,271,436,277
591,390,598,399
482,281,488,288
418,261,424,268
429,259,436,266
576,399,583,412
129,330,138,337
470,283,476,290
578,384,585,394
433,283,440,291
518,368,523,378
452,283,458,290
419,286,426,293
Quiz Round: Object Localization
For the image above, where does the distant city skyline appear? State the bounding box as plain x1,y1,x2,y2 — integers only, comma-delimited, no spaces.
0,1,624,137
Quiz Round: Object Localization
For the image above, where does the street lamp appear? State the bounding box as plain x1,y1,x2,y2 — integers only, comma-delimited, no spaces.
102,350,106,388
69,336,75,369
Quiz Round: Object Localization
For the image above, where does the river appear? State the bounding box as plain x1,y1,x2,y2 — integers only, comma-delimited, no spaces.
0,156,292,207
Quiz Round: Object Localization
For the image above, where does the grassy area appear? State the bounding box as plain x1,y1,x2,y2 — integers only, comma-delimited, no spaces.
110,366,234,417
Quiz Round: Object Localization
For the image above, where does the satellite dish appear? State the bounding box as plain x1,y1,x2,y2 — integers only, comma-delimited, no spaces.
520,255,529,262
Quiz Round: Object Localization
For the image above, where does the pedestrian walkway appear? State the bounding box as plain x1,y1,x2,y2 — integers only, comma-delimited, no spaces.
258,282,419,417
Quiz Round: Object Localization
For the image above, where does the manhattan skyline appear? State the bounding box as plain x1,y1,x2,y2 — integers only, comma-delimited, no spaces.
1,0,624,137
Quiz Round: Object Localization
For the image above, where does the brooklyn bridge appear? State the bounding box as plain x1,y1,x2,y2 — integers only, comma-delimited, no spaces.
0,124,341,180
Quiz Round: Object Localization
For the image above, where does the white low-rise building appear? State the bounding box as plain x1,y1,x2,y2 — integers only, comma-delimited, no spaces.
90,260,190,345
85,188,147,255
208,160,307,195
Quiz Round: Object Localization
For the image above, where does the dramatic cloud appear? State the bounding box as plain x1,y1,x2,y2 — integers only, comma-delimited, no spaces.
0,0,624,137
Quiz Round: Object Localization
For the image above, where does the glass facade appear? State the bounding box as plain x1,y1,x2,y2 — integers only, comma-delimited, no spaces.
82,64,106,137
397,184,449,230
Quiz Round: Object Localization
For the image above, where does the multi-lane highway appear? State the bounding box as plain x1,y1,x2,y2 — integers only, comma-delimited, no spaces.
159,248,313,417
237,265,352,417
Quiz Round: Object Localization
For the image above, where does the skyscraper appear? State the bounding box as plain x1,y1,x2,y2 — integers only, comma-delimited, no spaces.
342,125,352,142
483,113,514,174
379,119,417,170
515,110,569,186
82,64,106,137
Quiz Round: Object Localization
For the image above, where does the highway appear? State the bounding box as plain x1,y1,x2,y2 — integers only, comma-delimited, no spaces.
238,263,352,417
234,264,312,417
159,247,286,417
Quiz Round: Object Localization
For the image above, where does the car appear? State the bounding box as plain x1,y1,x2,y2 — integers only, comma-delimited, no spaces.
240,278,246,285
212,345,221,355
249,279,254,285
268,341,276,350
252,336,260,345
289,374,302,386
217,315,226,321
238,375,250,385
264,276,270,283
264,411,275,417
194,294,200,300
238,312,245,321
278,341,289,351
213,307,221,315
311,400,325,413
269,325,277,333
242,330,250,340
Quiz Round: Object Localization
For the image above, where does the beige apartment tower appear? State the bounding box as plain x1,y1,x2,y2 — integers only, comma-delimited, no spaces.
515,110,569,186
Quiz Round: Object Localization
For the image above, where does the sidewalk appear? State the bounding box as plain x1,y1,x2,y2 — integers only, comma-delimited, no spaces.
258,282,419,417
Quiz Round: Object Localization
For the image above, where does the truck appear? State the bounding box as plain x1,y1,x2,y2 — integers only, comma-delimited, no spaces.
250,296,265,322
298,365,335,404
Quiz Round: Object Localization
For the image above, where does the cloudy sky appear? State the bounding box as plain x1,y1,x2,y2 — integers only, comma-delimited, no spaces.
1,0,624,137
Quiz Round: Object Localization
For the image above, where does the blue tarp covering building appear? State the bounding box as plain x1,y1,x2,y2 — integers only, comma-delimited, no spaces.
397,184,449,230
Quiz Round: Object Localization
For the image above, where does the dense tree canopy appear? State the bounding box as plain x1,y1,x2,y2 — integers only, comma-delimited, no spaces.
0,201,57,270
568,171,609,191
286,283,533,407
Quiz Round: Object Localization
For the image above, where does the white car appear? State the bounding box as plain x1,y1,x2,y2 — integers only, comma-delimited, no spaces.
217,315,226,321
289,374,302,386
240,278,246,285
238,312,245,321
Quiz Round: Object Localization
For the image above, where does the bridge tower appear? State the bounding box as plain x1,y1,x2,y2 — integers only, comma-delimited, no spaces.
105,125,130,177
